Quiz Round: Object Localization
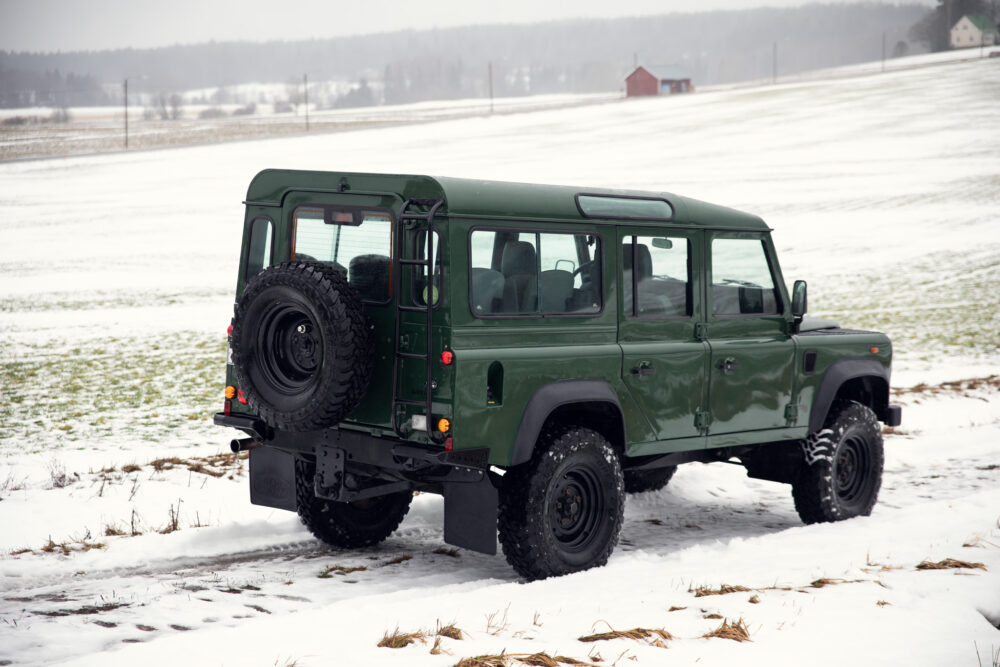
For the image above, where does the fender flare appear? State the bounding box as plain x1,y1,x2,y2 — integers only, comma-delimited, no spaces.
810,358,889,433
510,380,625,466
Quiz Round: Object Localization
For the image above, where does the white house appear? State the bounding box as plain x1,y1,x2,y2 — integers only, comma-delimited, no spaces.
950,14,998,49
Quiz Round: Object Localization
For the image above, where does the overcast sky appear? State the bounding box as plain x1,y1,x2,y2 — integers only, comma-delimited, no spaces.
0,0,934,53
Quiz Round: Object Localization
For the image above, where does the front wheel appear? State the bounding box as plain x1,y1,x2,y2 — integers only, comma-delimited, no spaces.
498,426,624,580
295,460,412,548
791,400,884,524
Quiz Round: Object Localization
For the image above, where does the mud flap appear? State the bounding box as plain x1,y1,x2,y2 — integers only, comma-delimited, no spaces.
443,472,499,555
249,447,297,512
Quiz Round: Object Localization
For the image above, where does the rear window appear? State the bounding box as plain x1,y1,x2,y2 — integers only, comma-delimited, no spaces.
292,207,392,302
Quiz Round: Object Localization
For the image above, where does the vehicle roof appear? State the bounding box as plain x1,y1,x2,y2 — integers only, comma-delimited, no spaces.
245,169,768,230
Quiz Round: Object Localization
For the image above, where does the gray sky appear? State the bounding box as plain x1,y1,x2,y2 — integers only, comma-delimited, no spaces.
0,0,933,53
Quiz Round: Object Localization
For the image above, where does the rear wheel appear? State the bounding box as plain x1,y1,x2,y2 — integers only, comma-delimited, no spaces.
294,460,412,548
498,426,624,580
792,400,883,524
623,466,676,494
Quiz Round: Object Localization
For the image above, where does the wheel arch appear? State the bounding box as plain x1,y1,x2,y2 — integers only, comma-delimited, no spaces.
510,380,626,466
810,359,890,433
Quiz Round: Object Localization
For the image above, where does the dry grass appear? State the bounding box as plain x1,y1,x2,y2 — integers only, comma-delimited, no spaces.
377,627,427,649
384,554,413,566
691,583,751,597
877,600,891,607
436,621,464,640
317,564,368,578
578,624,672,649
455,653,588,667
916,558,986,571
667,605,687,612
434,547,461,558
748,594,761,604
702,617,751,642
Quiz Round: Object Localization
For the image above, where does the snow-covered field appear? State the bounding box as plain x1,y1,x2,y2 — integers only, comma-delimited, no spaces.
1,52,999,666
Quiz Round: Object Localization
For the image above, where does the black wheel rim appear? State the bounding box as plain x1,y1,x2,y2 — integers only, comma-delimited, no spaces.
254,302,323,395
548,466,605,552
835,433,871,505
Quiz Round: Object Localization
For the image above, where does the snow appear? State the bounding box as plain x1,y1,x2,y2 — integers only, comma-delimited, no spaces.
1,52,999,666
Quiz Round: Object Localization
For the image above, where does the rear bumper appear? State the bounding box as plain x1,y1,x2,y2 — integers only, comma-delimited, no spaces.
213,412,272,441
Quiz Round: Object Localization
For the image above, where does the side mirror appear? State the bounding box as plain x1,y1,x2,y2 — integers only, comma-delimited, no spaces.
791,280,808,319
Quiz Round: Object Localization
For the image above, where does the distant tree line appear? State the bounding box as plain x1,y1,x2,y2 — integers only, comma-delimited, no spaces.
0,67,110,107
0,4,934,110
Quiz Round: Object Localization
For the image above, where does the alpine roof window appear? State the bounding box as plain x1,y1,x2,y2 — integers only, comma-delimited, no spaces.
576,194,674,221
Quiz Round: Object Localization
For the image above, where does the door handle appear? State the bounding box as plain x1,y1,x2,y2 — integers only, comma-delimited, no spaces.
716,357,740,373
631,362,656,376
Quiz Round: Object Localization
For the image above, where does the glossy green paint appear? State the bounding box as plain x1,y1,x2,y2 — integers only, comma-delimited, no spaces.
226,170,895,468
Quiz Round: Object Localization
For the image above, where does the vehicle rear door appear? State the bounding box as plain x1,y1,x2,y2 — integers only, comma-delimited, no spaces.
617,227,709,443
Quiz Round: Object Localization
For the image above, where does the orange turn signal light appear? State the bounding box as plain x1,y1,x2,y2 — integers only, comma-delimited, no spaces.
225,385,236,399
437,418,451,433
870,347,880,354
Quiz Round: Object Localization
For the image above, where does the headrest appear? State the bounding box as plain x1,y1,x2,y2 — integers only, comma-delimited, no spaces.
501,240,537,276
622,243,653,280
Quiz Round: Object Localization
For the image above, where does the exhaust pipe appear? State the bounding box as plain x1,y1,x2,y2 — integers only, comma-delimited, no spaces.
231,438,262,453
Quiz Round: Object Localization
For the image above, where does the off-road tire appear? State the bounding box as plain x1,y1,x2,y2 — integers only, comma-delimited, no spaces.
498,426,624,580
294,460,412,548
792,400,884,524
623,466,677,494
231,261,373,432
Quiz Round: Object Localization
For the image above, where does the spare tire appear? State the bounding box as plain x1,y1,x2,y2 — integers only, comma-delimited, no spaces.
231,261,373,431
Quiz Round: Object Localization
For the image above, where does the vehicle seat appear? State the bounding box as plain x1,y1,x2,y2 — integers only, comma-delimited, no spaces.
348,254,390,301
471,268,505,314
501,241,538,312
539,269,574,313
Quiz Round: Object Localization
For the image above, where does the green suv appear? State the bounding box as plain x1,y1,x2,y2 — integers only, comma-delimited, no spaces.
214,170,902,580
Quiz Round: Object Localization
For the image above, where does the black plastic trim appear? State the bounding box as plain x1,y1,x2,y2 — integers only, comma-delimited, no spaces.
884,404,903,427
511,380,625,466
810,358,890,433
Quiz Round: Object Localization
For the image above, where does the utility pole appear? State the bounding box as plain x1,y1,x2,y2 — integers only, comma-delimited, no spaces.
772,41,777,84
488,62,494,115
123,79,128,150
303,73,309,131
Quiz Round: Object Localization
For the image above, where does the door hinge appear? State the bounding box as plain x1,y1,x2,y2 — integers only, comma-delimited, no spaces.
694,410,711,432
695,323,709,340
784,403,799,423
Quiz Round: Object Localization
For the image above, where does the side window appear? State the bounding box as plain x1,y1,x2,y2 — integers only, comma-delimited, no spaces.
245,216,273,279
711,238,780,316
622,235,690,318
292,207,392,302
412,230,442,306
469,229,601,316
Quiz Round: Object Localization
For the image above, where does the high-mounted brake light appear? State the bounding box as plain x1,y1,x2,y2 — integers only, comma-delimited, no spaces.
225,385,236,399
237,389,248,405
437,418,451,433
441,350,454,366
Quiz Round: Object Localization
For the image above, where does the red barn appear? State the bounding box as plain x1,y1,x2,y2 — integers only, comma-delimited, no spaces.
626,66,694,97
